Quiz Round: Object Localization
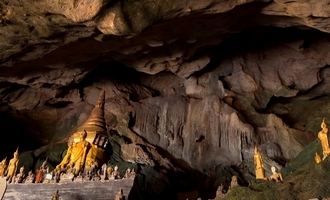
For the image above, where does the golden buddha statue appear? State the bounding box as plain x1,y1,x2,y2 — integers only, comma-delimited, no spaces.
56,130,91,175
0,158,7,177
317,118,330,160
254,146,266,180
57,91,110,174
314,152,321,164
6,148,19,183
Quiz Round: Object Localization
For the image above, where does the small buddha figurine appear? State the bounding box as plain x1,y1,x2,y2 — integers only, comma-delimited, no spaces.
314,152,322,164
318,119,330,160
100,163,107,181
229,175,239,189
14,166,25,183
6,148,19,183
130,168,136,177
35,168,44,183
0,158,7,177
124,168,131,179
111,166,120,179
56,130,91,176
253,146,266,180
35,160,48,183
43,166,53,184
269,166,283,183
25,171,35,183
106,166,114,180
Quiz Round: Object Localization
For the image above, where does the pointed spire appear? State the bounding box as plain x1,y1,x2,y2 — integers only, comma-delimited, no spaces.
321,118,327,129
254,146,258,154
76,90,107,134
96,90,105,109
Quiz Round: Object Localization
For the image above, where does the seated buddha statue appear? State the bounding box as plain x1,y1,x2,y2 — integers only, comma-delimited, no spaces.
56,130,91,175
269,166,283,182
254,146,266,180
0,158,7,177
6,148,19,183
318,119,330,160
25,171,35,183
14,166,25,183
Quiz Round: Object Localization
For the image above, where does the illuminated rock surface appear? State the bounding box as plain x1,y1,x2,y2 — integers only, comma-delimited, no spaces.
0,0,329,199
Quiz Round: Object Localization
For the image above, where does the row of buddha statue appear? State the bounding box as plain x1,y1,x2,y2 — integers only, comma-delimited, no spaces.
0,153,135,184
1,91,329,186
0,91,138,184
0,149,19,183
254,118,330,182
0,90,134,200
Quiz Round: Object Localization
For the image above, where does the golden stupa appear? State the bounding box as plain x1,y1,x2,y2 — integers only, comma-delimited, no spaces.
69,90,110,168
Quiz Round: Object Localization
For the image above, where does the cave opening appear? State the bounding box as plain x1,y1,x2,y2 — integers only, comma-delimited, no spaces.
0,0,330,199
0,109,42,159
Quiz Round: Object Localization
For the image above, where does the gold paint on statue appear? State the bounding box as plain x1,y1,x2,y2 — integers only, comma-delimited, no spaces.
0,158,7,177
254,146,266,180
6,148,19,183
318,118,330,160
314,152,321,164
57,91,109,173
56,130,91,175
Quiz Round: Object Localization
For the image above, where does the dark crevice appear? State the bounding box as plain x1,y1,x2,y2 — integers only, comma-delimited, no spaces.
44,100,72,108
0,111,42,159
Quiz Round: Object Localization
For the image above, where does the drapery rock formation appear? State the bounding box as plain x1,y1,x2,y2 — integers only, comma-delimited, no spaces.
0,0,330,199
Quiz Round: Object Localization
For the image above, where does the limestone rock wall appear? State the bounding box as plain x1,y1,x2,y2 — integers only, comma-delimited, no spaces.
0,0,329,186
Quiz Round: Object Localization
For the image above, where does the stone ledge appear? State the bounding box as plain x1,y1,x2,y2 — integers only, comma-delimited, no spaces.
4,178,134,200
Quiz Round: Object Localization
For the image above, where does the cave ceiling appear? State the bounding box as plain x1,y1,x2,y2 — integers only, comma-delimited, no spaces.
0,0,330,172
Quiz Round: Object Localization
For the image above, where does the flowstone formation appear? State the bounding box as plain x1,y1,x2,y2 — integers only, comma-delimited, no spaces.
0,0,330,199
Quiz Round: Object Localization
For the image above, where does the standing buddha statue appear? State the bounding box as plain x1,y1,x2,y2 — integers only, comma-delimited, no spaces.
254,146,266,180
318,118,330,160
0,158,7,177
6,148,19,183
269,166,283,182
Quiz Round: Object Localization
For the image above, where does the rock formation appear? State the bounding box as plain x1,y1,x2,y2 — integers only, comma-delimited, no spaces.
0,0,329,199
